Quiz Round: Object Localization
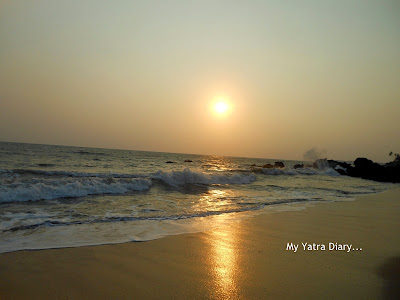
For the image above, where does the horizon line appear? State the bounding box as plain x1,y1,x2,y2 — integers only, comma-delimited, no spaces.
0,139,372,163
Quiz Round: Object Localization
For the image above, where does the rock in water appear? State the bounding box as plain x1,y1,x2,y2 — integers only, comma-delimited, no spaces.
261,163,274,169
347,157,400,183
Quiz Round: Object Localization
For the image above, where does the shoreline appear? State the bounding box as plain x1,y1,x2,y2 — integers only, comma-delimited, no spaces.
0,188,399,299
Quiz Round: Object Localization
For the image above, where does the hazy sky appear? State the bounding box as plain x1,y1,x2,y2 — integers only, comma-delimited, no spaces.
1,0,399,162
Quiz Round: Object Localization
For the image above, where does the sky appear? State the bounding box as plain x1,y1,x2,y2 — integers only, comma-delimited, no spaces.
1,0,399,162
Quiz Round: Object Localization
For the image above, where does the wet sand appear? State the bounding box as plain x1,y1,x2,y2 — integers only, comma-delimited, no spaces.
0,188,399,299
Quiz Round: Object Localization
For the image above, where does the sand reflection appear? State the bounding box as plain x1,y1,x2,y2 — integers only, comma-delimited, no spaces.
196,189,242,298
209,213,240,299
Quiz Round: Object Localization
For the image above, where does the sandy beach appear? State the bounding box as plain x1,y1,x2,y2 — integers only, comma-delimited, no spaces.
0,188,399,299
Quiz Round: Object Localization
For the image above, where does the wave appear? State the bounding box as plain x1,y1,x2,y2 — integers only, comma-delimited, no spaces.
37,163,56,167
3,209,254,232
1,168,144,178
152,168,256,187
0,166,346,203
2,197,323,233
0,168,256,203
75,150,108,156
1,166,341,181
0,177,152,203
261,167,340,176
313,187,375,195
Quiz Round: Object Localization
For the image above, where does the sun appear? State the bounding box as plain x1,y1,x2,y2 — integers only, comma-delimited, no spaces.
214,100,228,114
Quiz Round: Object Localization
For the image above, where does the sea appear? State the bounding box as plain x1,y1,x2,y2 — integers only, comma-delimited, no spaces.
0,141,396,253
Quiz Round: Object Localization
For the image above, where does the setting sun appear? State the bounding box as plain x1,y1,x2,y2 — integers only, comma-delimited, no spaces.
214,100,228,114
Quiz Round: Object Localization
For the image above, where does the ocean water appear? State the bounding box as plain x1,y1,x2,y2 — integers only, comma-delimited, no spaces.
0,142,395,253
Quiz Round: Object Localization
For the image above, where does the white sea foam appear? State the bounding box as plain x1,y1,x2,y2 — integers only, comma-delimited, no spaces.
0,177,152,203
0,212,251,254
262,168,297,175
152,168,256,187
321,168,340,176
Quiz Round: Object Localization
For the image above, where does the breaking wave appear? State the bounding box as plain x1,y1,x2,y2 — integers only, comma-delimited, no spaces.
0,166,343,203
0,168,256,203
0,177,152,203
152,168,256,187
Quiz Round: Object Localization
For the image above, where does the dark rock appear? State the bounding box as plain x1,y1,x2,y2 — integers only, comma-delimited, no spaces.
261,163,274,169
274,161,285,168
293,164,304,169
312,158,351,170
354,157,374,168
386,153,400,167
312,157,400,182
184,160,193,162
347,157,400,183
327,159,351,170
335,169,347,176
347,158,380,179
166,161,175,164
386,160,400,167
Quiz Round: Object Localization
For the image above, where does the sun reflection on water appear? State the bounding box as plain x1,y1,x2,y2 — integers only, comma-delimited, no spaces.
194,189,230,212
202,156,236,172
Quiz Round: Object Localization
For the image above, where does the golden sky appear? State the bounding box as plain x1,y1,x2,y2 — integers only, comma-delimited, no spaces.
1,1,399,161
